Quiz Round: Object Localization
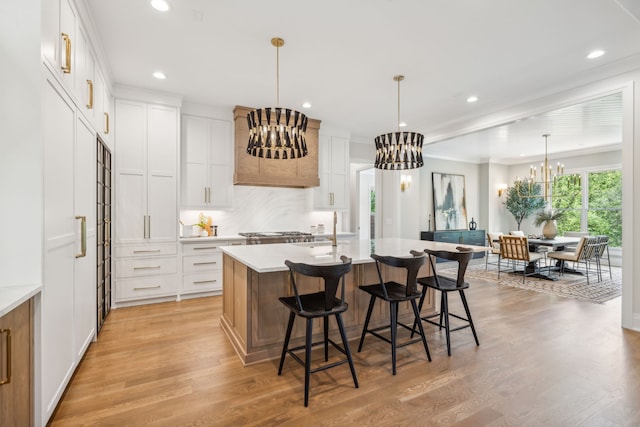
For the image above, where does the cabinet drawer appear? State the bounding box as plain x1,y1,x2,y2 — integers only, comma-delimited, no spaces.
182,271,222,293
182,253,222,273
115,244,177,258
116,276,178,300
115,257,178,278
181,240,243,255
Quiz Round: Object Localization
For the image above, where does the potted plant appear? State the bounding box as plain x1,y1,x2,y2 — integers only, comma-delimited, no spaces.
533,209,565,239
503,181,546,230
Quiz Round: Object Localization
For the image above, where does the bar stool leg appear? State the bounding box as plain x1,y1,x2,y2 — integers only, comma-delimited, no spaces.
410,299,431,362
459,290,479,346
390,301,398,375
442,292,451,356
323,316,329,361
304,318,313,407
358,295,376,352
278,311,296,375
335,313,359,388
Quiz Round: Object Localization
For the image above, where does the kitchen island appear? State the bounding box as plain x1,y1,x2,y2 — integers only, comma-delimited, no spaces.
220,238,488,365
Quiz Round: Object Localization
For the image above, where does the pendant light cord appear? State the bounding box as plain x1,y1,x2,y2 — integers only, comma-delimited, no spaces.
397,77,401,132
276,43,280,107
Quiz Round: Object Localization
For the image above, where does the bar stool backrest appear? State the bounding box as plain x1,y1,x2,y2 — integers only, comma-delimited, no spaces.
285,256,352,311
370,250,426,298
423,247,473,288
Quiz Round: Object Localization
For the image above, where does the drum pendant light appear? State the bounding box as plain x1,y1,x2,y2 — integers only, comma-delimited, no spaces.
374,75,424,170
246,38,308,160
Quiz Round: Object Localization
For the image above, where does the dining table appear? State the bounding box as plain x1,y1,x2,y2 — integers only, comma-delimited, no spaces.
526,236,582,279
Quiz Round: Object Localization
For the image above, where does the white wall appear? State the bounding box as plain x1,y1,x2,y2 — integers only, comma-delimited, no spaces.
0,0,42,286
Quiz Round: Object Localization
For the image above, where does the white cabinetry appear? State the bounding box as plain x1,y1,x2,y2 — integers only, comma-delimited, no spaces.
314,135,349,209
115,100,178,244
42,71,96,421
114,99,179,304
181,115,233,208
181,240,244,295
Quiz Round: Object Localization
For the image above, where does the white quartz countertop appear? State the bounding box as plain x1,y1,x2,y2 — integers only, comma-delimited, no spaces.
220,238,489,273
0,284,41,317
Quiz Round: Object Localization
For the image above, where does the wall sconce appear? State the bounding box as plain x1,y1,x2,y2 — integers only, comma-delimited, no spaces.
401,174,412,192
497,183,508,197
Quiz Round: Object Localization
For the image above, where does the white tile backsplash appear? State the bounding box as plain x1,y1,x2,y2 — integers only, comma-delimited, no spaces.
180,186,345,235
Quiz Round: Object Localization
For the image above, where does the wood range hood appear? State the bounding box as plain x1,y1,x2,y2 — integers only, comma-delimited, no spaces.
233,105,320,188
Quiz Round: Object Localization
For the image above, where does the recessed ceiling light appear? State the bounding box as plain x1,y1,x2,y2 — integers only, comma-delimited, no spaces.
399,122,407,128
466,96,478,103
150,0,170,12
587,49,605,59
302,102,311,109
153,71,166,80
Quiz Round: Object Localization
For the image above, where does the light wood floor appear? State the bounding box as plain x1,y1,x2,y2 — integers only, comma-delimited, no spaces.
50,272,640,426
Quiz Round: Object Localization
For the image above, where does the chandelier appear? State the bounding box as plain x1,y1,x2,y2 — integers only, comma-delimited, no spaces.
246,38,308,159
374,75,424,170
516,134,580,203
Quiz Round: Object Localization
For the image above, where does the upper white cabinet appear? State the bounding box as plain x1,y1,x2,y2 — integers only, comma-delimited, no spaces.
181,114,233,209
42,0,113,144
314,135,349,209
115,100,179,244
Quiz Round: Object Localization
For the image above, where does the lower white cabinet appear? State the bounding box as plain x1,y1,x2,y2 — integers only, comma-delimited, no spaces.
181,240,244,295
114,243,178,303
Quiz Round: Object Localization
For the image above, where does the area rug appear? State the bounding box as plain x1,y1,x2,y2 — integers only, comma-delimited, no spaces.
440,264,622,304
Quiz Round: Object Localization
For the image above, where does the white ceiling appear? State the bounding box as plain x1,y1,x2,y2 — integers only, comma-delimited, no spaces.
85,0,640,163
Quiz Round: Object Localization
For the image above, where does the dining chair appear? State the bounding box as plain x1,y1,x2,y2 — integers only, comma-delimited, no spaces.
547,236,599,285
278,255,358,406
358,250,430,375
498,235,546,283
414,247,478,356
485,231,503,270
595,235,612,279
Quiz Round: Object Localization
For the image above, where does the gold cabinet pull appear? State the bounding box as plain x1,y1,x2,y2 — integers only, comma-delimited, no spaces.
133,266,161,270
86,79,94,109
75,215,87,258
0,328,11,385
193,261,217,266
133,285,161,291
193,246,218,250
193,280,216,285
133,249,161,254
104,218,110,247
104,112,110,134
61,33,71,73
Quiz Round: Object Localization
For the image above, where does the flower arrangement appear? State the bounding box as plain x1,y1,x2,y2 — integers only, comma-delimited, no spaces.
533,209,565,227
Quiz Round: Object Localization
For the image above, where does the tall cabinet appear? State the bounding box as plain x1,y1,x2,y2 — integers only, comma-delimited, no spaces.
42,71,97,421
114,99,180,304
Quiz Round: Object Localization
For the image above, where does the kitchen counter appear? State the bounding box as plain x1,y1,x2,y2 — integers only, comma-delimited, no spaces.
219,237,486,273
219,238,488,365
0,284,41,317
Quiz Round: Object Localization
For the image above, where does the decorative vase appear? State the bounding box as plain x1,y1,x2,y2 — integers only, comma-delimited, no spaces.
468,217,477,231
542,220,558,239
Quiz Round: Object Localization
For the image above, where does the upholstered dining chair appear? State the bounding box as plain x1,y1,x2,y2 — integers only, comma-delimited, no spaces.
485,231,503,270
547,236,600,285
278,255,358,406
498,235,546,283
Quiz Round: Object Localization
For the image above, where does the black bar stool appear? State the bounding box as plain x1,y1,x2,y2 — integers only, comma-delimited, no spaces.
357,250,430,375
277,255,358,407
414,247,478,356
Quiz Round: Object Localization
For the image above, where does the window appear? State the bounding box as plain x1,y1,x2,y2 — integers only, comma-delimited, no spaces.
553,169,622,247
